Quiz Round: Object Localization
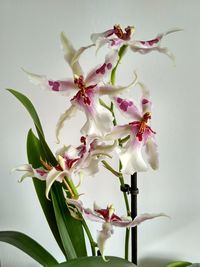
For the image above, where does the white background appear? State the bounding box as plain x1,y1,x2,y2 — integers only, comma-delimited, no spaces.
0,0,200,266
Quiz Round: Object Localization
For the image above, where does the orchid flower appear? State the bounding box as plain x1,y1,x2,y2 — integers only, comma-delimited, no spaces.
13,136,116,199
106,83,158,175
24,33,138,143
66,198,166,261
91,24,182,60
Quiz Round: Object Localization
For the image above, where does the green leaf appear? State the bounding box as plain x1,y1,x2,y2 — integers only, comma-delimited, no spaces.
27,129,66,257
8,89,57,165
51,184,87,259
166,262,192,267
9,90,87,259
0,231,58,266
7,89,44,137
53,256,137,267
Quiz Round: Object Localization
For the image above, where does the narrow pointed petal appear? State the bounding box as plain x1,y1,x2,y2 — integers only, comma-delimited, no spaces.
60,32,83,76
85,50,118,85
71,44,95,66
145,138,159,170
129,28,182,60
112,213,167,227
12,164,47,182
66,198,104,223
129,213,168,227
56,105,78,143
138,82,152,114
23,69,76,95
45,168,66,200
99,72,138,96
91,29,113,52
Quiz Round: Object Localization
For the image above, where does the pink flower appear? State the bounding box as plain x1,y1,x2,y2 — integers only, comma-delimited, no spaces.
107,84,158,175
24,33,137,142
12,136,116,199
91,24,182,61
66,198,166,261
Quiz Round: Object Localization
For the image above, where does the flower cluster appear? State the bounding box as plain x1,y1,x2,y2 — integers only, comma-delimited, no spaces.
14,25,180,259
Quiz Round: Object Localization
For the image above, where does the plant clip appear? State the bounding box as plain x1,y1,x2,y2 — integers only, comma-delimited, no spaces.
120,184,139,195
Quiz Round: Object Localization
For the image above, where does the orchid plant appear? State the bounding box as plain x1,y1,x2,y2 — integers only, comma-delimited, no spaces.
1,25,192,267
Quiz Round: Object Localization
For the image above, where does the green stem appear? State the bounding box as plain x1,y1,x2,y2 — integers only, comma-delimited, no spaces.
110,44,131,260
64,178,97,256
102,160,120,177
81,218,97,256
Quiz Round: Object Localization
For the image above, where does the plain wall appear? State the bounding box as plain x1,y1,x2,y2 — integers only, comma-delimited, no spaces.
0,0,200,266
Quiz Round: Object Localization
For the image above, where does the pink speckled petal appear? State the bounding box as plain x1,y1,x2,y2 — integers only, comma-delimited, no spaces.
12,164,47,182
113,96,141,120
129,28,182,61
23,69,77,95
85,50,118,85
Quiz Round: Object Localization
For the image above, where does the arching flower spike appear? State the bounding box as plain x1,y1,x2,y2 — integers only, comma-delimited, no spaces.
66,199,166,261
91,24,182,60
107,83,158,175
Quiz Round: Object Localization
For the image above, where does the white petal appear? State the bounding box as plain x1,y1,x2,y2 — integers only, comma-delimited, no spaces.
56,105,78,143
12,164,47,182
45,168,66,200
81,106,113,137
99,71,138,96
60,32,83,76
106,125,130,140
97,222,113,262
145,138,159,170
130,213,168,227
71,44,95,66
23,69,76,96
119,139,148,175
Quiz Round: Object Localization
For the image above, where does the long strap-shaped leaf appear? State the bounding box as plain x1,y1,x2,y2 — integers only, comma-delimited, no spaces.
51,184,87,259
53,256,137,267
27,129,66,257
166,262,192,267
0,231,58,266
8,89,87,259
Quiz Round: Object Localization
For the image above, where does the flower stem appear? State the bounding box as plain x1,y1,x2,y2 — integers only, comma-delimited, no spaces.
110,44,131,260
63,177,97,256
81,217,97,256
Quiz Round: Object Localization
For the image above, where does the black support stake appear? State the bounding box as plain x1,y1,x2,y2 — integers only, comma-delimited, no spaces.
131,172,138,265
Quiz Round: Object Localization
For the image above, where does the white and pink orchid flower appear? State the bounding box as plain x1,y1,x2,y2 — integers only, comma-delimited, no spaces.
24,33,138,142
66,198,166,261
13,136,116,199
107,84,158,175
91,24,182,60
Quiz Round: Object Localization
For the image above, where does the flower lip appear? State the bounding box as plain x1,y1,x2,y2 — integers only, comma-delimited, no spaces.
95,204,122,222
